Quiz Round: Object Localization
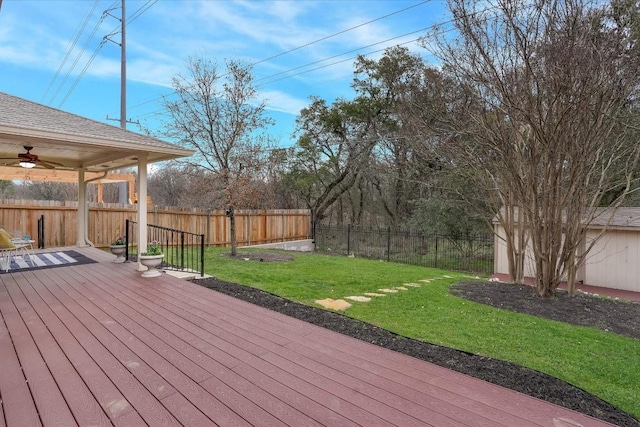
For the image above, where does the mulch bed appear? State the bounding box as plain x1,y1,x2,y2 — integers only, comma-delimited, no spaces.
450,281,640,340
195,274,639,426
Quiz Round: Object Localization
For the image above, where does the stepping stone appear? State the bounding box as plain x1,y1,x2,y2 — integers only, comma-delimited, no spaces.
315,298,352,310
419,279,431,283
394,286,408,291
404,283,421,287
364,292,386,297
378,288,399,293
345,296,371,302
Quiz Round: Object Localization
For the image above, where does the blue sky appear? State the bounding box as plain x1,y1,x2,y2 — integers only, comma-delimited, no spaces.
0,0,449,147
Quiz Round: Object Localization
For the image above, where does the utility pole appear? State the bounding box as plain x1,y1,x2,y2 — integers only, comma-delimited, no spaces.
105,0,131,203
120,0,126,130
105,0,132,130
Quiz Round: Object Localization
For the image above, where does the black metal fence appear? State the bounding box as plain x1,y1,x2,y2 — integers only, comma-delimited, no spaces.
314,224,494,274
125,219,205,277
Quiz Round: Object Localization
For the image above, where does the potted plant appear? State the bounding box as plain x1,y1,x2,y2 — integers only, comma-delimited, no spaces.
109,235,127,263
139,241,164,277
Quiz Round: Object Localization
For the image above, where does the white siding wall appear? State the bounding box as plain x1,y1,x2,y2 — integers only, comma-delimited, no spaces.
493,225,536,278
583,229,640,292
494,224,640,291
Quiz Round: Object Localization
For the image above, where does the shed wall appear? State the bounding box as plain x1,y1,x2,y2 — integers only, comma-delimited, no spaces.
493,225,536,278
583,229,640,292
494,224,640,292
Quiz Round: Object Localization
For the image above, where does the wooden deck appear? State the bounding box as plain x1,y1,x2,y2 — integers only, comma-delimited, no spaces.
0,247,615,426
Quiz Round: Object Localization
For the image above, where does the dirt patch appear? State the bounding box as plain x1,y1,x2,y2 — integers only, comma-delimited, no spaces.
224,252,294,262
195,277,639,426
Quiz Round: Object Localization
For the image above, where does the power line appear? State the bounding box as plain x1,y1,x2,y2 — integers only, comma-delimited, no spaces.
255,3,506,88
47,7,109,106
59,39,107,108
128,24,453,121
127,3,505,125
250,0,431,68
255,28,431,87
122,1,435,115
41,0,100,103
55,0,158,108
128,0,157,24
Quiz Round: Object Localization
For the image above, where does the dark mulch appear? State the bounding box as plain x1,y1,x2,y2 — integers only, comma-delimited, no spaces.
450,281,640,340
195,276,639,426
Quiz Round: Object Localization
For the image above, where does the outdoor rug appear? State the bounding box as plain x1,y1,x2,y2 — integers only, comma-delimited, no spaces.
0,250,97,274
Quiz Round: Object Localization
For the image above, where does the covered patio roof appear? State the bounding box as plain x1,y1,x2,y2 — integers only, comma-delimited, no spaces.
0,91,194,255
0,92,192,171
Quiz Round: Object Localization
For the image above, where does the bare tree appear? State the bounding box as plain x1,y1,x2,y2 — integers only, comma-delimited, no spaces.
162,57,273,255
0,180,16,199
426,0,640,296
15,181,78,202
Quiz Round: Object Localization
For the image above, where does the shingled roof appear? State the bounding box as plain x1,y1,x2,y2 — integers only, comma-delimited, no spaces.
494,206,640,230
0,91,193,172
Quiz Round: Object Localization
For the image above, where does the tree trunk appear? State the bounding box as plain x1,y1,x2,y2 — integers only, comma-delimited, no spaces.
230,213,238,256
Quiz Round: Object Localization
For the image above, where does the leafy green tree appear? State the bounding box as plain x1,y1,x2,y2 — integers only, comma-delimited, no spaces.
288,97,378,227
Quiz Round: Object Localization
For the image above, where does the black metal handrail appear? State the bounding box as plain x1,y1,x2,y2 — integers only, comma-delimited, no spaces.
125,219,205,277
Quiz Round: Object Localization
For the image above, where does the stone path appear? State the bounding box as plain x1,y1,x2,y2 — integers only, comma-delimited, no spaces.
314,274,480,310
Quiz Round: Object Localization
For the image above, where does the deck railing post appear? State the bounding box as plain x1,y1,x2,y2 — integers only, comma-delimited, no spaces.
125,219,130,261
180,231,185,269
37,214,45,249
200,233,205,277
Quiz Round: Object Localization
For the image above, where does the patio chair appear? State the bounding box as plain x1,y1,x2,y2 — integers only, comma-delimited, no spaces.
0,228,35,272
0,228,17,272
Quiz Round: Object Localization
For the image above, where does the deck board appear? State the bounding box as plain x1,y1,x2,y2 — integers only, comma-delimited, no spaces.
26,268,183,426
0,275,77,426
0,247,617,427
4,273,113,426
0,284,42,427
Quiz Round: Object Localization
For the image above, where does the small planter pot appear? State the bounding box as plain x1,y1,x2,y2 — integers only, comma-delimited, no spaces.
139,254,164,278
109,244,126,263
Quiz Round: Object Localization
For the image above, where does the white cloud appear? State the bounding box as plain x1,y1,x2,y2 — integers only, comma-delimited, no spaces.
260,89,308,115
0,0,449,134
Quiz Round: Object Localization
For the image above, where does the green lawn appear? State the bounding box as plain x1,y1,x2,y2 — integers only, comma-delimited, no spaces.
204,247,640,419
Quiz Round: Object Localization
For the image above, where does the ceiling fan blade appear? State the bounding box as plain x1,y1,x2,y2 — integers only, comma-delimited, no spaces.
37,159,63,169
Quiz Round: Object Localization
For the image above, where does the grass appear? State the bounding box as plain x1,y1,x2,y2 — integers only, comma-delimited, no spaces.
204,247,640,419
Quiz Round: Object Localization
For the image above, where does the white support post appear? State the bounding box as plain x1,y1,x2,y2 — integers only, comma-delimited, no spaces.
137,153,148,270
77,169,87,246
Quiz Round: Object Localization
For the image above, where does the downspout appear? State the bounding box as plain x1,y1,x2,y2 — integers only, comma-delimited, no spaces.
82,171,108,247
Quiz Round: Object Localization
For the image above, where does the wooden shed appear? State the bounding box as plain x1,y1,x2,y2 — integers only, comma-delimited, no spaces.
494,207,640,292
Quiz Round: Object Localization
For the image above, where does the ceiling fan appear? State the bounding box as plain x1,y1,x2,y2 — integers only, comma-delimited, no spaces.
0,146,64,169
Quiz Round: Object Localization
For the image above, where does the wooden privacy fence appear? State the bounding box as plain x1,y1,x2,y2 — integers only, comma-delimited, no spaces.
0,199,311,249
